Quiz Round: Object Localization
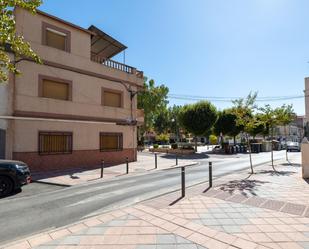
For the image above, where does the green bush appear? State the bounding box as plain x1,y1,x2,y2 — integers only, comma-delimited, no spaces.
209,134,218,145
171,143,178,149
153,144,159,149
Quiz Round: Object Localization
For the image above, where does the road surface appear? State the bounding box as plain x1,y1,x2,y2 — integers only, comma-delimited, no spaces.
0,150,299,244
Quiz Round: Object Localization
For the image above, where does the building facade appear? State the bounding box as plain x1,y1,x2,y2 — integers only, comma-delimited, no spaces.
0,8,144,172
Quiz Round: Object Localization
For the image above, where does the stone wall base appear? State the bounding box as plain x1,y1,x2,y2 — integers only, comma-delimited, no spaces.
13,149,136,173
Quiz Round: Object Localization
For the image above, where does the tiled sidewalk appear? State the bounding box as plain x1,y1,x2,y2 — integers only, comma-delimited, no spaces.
32,153,196,186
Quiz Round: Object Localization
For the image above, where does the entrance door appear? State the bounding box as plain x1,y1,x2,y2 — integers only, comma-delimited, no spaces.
0,129,6,159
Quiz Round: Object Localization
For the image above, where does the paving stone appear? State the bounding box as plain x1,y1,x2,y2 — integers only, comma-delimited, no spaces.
215,192,233,200
222,225,242,233
227,194,248,203
176,244,199,249
260,200,285,211
281,203,307,216
298,242,309,249
156,245,177,249
243,197,267,207
135,245,157,249
156,235,177,244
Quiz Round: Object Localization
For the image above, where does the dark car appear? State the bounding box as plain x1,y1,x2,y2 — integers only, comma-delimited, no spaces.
0,160,31,197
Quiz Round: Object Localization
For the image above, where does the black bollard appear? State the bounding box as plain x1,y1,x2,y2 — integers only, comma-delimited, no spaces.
155,153,158,169
126,157,129,174
176,154,178,165
100,160,104,178
209,161,213,188
181,166,185,197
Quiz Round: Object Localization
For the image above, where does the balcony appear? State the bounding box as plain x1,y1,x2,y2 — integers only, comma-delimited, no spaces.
91,54,143,79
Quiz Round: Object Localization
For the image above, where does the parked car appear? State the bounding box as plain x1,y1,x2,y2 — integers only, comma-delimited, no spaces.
0,160,31,197
286,141,300,152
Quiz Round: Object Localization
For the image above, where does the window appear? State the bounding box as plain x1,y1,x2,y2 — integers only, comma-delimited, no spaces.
100,133,123,151
39,132,73,155
102,89,123,108
39,75,72,101
42,22,71,52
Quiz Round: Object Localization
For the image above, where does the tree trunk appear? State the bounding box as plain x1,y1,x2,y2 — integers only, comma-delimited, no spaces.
247,134,254,174
233,135,236,145
284,125,288,161
271,128,275,170
194,137,198,152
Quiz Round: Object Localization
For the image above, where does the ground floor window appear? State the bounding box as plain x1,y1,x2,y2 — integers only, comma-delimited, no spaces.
100,132,123,151
39,131,73,155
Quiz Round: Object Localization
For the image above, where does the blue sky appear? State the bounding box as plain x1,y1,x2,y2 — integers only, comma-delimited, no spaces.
39,0,309,114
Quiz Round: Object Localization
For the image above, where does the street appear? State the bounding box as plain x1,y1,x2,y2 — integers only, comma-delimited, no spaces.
0,150,300,245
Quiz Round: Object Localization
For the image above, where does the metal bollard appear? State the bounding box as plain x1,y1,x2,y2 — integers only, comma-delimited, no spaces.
176,154,178,165
100,160,104,178
126,157,129,174
181,166,185,197
155,153,158,169
209,161,213,188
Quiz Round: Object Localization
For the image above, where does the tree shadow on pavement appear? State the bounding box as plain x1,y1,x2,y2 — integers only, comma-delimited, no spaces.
255,170,296,176
218,179,269,197
281,162,301,167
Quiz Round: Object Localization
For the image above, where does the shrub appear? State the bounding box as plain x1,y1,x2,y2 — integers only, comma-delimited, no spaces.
153,144,159,149
171,143,178,149
209,135,218,145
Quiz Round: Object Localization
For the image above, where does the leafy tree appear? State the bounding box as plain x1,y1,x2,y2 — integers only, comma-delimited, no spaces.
179,101,217,151
1,0,42,82
153,110,170,134
275,104,295,161
232,92,258,174
214,109,242,144
259,104,281,169
137,78,169,138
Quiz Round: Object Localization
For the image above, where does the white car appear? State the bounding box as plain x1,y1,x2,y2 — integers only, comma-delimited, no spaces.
286,141,300,152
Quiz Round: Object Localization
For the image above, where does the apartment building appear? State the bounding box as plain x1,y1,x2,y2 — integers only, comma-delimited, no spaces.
0,8,144,172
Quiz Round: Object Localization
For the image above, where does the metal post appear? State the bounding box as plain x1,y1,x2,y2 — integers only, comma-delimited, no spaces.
209,161,212,188
181,166,185,197
176,154,178,165
126,157,129,174
100,160,104,178
155,153,158,169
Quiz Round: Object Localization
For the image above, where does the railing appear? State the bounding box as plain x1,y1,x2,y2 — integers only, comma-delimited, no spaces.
91,54,143,79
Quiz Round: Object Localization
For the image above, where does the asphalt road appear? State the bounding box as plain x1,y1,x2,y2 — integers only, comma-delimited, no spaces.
0,150,299,245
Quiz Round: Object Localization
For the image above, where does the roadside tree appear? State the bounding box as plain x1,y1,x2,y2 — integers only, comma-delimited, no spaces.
232,92,258,174
137,78,169,142
179,101,217,152
1,0,42,82
275,104,295,161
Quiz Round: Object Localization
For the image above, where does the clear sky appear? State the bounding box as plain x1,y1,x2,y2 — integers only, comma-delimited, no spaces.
39,0,309,114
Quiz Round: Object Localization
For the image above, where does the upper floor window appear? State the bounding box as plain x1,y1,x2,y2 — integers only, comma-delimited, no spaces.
39,75,72,101
42,22,71,52
102,88,123,108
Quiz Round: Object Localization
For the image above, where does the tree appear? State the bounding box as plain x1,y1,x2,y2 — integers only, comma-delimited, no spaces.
259,104,280,170
153,109,170,134
214,109,242,144
232,92,258,174
137,78,169,140
179,101,217,151
275,104,295,161
1,0,42,82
